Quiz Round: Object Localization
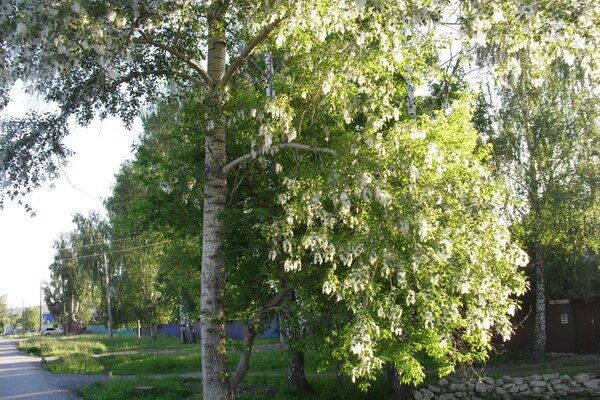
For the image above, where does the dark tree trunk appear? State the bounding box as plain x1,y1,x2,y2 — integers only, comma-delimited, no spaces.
150,323,158,340
284,288,311,392
288,348,311,391
532,241,546,362
181,321,196,344
388,365,415,400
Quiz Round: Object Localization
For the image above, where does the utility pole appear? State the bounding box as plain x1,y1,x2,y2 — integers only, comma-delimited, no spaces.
40,281,43,331
103,252,113,337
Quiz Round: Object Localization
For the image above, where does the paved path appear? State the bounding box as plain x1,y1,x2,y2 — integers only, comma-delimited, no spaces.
0,338,107,400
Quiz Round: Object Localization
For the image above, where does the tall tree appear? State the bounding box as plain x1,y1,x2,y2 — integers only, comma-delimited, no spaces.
2,2,600,399
45,234,97,331
0,295,8,331
489,61,600,361
21,306,39,331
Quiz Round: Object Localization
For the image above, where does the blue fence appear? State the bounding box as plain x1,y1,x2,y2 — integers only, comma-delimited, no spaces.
84,319,279,339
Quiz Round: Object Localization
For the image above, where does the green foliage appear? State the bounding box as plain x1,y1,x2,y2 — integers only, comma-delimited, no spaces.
490,60,600,298
272,98,528,386
4,1,600,397
0,295,8,329
21,306,40,330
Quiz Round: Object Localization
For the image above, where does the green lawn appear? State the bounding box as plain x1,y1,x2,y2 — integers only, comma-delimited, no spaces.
19,335,600,399
78,375,392,400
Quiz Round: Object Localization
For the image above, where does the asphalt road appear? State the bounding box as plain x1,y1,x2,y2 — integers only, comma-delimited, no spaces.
0,337,107,400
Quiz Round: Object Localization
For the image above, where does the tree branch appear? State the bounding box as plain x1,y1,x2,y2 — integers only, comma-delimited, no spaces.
230,287,291,391
110,69,204,88
222,142,336,176
221,16,287,87
133,34,213,86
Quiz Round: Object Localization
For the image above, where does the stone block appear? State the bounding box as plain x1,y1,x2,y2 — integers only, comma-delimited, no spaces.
559,375,571,383
583,379,600,390
574,373,590,383
482,377,494,385
519,383,529,391
439,378,449,387
513,377,524,385
508,385,520,394
542,373,559,381
529,380,546,388
450,383,467,392
568,381,580,389
502,376,513,384
475,383,488,393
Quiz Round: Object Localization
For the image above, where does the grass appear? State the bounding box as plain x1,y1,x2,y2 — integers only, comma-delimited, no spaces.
19,334,321,376
19,335,600,399
78,377,200,400
77,375,392,400
94,345,318,376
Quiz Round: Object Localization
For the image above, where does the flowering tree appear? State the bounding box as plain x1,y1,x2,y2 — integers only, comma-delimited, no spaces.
2,1,599,398
271,99,529,386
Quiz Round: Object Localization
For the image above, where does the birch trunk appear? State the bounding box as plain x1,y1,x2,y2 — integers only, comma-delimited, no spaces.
200,9,231,399
529,156,545,362
284,289,310,391
405,64,416,119
532,240,546,361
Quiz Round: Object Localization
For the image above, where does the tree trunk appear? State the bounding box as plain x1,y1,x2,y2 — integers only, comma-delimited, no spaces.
532,241,546,361
284,289,311,392
136,320,141,346
230,324,257,392
529,156,545,362
151,323,158,340
103,254,113,337
405,64,416,118
200,8,231,400
387,365,415,400
288,348,311,391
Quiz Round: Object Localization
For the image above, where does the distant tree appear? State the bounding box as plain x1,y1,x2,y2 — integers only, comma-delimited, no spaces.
45,234,98,330
0,295,8,330
21,306,39,331
489,61,600,361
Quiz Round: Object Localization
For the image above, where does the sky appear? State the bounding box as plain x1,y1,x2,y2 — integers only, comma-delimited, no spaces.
0,84,140,309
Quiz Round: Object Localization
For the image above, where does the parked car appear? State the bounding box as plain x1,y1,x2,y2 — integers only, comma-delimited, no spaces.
25,329,38,335
41,327,63,336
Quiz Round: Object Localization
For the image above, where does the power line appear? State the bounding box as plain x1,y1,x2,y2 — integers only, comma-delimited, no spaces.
54,239,173,263
55,235,140,252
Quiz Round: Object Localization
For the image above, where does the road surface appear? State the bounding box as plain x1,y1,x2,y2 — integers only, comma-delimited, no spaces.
0,338,106,400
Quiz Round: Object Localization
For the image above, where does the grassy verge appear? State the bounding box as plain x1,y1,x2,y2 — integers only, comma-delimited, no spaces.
78,377,201,400
19,334,321,376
